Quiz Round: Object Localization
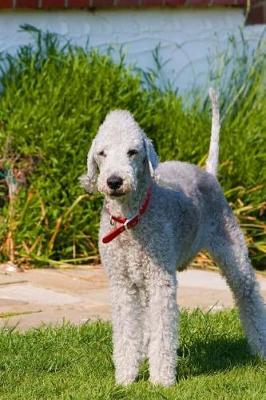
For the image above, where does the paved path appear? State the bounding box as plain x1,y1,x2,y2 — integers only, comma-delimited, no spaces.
1,263,266,331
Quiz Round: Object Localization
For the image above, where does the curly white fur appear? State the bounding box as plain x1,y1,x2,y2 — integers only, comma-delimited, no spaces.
206,88,220,177
80,109,266,387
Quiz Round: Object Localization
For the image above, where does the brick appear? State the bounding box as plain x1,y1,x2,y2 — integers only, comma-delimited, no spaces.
116,0,140,6
92,0,114,7
42,0,65,7
142,0,163,6
251,0,263,5
246,3,265,24
165,0,186,6
211,0,245,5
0,0,13,8
185,0,209,6
67,0,89,6
16,0,39,7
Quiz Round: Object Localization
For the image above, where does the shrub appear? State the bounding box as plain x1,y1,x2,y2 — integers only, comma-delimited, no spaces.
0,26,265,268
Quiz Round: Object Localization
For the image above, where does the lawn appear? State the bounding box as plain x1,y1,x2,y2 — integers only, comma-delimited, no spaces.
0,310,265,400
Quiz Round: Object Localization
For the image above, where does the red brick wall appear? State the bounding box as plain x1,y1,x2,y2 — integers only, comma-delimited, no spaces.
0,0,246,9
246,0,266,24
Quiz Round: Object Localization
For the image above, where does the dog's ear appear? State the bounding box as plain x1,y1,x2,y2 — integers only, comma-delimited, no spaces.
143,136,159,177
79,139,98,193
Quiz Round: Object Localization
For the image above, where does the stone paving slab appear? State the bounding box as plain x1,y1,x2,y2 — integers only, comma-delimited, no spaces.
180,268,266,291
20,268,108,293
0,305,112,331
0,264,265,331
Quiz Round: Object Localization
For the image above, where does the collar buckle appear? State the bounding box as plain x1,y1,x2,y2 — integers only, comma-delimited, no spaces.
102,186,152,243
123,218,130,231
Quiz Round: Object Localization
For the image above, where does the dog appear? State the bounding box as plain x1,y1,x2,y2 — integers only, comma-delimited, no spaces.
80,90,266,386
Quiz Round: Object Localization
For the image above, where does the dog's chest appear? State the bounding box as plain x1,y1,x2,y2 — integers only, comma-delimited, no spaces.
100,223,150,286
116,234,149,286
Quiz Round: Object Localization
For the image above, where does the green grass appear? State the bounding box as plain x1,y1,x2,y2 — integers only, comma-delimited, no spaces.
0,310,265,399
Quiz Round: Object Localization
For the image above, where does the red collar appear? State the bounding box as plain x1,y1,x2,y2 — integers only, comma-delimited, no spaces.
102,186,152,244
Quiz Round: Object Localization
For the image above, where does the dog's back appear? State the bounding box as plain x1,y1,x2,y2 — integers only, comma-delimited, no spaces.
155,160,229,258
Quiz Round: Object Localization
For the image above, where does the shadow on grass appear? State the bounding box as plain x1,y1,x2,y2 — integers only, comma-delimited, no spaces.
137,337,256,383
177,336,256,381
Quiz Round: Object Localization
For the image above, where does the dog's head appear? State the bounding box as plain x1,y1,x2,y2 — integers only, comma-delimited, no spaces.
80,110,158,198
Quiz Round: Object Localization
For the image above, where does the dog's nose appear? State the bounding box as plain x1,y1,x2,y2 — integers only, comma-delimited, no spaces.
107,175,123,190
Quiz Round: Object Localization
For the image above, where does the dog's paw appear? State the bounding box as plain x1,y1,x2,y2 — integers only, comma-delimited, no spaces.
150,374,176,387
115,371,137,386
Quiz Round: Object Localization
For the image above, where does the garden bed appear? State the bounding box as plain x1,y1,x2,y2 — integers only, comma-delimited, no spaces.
0,26,265,269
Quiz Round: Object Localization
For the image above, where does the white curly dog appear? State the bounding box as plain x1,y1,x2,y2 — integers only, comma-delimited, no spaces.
80,91,266,386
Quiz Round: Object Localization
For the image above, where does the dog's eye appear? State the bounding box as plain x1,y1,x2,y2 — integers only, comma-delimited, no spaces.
127,149,138,157
98,150,106,157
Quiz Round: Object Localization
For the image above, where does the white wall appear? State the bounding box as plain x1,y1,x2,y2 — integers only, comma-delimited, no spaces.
0,9,264,92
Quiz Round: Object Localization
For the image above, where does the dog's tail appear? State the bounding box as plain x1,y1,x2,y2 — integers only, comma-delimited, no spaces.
206,88,220,177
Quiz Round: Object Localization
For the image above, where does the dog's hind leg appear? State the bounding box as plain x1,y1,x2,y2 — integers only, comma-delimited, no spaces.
207,207,266,358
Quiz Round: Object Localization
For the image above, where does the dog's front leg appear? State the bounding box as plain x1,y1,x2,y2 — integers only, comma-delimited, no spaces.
147,269,178,387
110,281,142,385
